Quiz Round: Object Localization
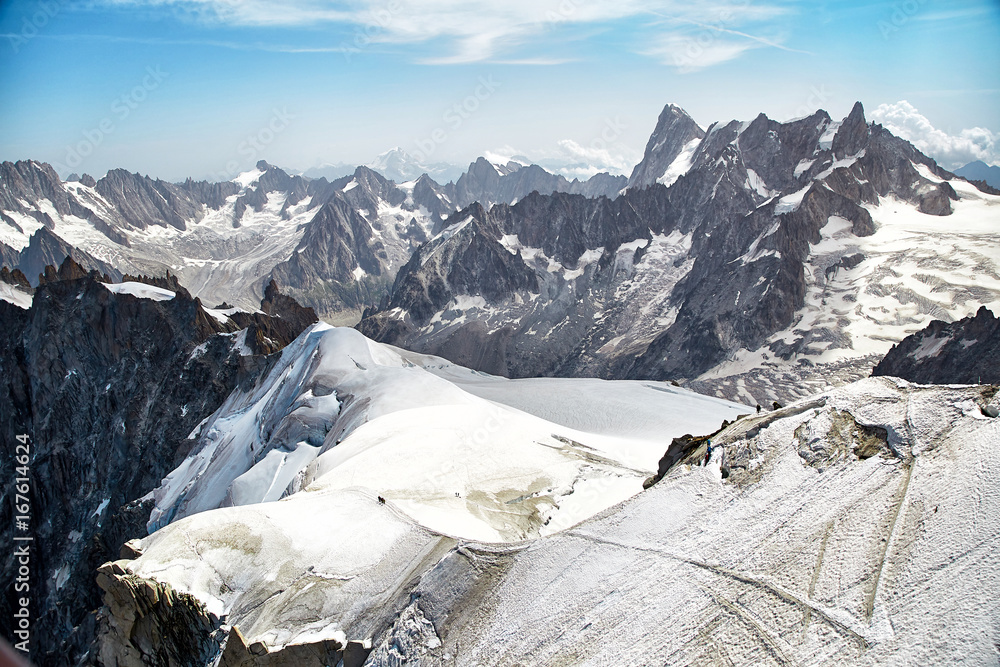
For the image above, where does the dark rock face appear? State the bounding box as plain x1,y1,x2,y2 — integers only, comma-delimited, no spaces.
567,172,628,199
872,306,1000,384
263,166,462,321
96,563,222,667
0,262,315,665
268,197,390,319
215,624,371,667
0,161,85,221
95,169,206,231
0,242,19,271
66,173,98,188
230,280,319,355
358,102,970,385
627,104,706,189
1,266,31,289
411,174,454,222
361,204,538,330
19,227,122,286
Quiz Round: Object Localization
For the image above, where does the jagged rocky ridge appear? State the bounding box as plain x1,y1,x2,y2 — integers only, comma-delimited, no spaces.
359,102,1000,404
872,306,1000,385
93,375,1000,665
0,157,623,322
0,259,315,664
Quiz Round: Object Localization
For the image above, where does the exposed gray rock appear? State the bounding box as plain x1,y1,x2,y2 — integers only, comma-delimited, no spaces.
18,226,122,286
872,306,1000,385
95,561,222,667
0,263,315,665
444,157,626,210
627,103,706,189
267,196,390,322
358,102,972,392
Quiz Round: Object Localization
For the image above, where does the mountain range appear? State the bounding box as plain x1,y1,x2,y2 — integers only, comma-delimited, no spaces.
358,103,1000,404
2,100,999,666
4,102,997,406
954,159,1000,190
1,155,625,325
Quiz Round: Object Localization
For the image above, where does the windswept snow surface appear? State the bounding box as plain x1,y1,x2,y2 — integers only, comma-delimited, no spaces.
133,490,451,650
373,378,1000,666
120,377,998,664
0,282,32,309
149,324,750,541
125,324,749,650
101,281,176,302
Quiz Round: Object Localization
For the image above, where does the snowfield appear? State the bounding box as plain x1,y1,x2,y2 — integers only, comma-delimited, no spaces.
106,373,999,665
384,378,1000,666
0,282,33,309
148,324,750,542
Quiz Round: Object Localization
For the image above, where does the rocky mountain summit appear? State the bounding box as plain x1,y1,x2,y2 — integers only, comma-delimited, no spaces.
0,259,315,663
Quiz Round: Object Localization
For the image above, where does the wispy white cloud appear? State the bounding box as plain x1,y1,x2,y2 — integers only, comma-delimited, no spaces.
643,34,763,71
639,4,805,72
914,7,994,23
872,100,999,169
554,138,638,176
3,31,355,53
94,0,793,67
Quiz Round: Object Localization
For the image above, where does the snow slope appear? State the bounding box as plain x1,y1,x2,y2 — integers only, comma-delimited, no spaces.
149,324,750,543
0,282,32,309
101,281,176,302
104,377,999,664
90,324,749,654
370,378,1000,665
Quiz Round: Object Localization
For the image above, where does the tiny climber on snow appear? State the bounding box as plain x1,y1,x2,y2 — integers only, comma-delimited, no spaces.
704,440,713,466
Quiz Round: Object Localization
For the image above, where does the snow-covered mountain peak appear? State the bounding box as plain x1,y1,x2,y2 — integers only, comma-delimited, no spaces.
366,148,464,184
232,166,265,189
628,102,707,189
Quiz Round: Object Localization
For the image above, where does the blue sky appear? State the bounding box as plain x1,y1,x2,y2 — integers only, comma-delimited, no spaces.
1,0,998,181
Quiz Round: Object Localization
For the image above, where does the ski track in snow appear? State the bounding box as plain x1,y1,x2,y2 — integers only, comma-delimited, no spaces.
117,377,1000,664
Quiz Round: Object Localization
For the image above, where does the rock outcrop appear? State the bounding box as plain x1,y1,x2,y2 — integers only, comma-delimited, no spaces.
872,306,1000,385
0,261,315,664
